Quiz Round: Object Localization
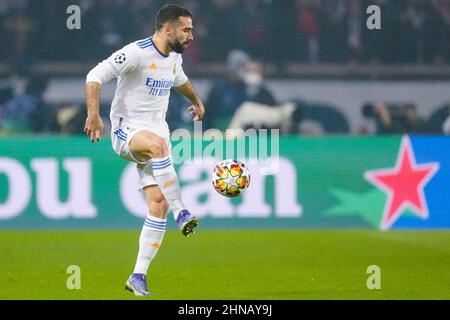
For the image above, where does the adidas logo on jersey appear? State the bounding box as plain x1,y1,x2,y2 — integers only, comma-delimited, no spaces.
150,63,157,69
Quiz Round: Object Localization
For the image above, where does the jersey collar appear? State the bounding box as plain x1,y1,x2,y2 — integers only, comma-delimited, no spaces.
150,37,170,58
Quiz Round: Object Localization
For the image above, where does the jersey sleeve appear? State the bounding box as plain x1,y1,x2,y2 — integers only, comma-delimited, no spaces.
173,55,189,87
86,43,141,85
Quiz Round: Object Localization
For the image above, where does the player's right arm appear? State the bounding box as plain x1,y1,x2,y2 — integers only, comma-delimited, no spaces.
84,43,141,143
85,82,103,143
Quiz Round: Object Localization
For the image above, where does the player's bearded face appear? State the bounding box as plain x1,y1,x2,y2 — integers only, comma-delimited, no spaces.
168,17,193,53
168,36,187,54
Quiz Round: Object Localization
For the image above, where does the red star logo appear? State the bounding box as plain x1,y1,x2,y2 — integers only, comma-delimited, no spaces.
364,136,439,230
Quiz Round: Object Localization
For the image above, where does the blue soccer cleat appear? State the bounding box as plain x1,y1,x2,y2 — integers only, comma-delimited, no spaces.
176,210,198,237
125,273,151,296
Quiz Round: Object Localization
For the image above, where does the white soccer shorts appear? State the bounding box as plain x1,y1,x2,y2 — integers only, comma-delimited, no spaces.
111,118,172,191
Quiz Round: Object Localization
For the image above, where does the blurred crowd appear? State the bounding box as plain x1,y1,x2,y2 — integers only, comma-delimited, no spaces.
1,49,450,137
1,0,450,68
1,0,450,136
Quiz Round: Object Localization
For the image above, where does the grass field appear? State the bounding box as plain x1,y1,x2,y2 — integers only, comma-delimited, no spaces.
0,230,449,300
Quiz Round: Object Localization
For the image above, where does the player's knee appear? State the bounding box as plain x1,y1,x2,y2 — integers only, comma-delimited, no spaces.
149,137,168,158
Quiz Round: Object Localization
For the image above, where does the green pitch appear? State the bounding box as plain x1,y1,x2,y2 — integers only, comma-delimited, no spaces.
0,230,449,300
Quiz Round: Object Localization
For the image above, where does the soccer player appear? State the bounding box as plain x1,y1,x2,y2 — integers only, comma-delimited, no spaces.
84,4,205,297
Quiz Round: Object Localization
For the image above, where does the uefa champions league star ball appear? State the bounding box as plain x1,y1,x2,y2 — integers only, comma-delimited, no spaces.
211,159,250,197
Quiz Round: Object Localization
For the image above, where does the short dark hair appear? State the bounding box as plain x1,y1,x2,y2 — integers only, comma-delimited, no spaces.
155,4,192,31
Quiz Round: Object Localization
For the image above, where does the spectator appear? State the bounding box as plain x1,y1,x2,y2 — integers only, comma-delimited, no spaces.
319,0,348,62
178,0,207,68
204,49,249,130
427,0,450,64
130,0,158,39
241,60,276,106
203,0,243,62
347,0,363,63
0,82,14,134
83,0,134,60
403,103,430,133
266,0,297,64
295,0,320,63
2,0,450,65
240,0,271,61
290,100,350,134
227,101,297,138
228,59,277,131
3,3,33,66
1,75,58,133
228,99,350,136
362,102,431,134
56,104,86,135
362,0,394,63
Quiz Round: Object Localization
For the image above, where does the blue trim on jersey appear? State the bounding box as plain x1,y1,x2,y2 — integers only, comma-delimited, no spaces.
137,37,151,45
115,129,128,139
149,37,169,58
136,37,170,58
113,129,128,141
136,38,152,48
114,133,127,142
138,42,152,49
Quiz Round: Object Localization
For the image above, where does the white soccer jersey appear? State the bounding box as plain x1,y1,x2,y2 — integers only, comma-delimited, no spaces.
86,37,188,136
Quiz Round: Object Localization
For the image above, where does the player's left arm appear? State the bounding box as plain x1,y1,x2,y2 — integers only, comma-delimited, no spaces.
174,80,205,121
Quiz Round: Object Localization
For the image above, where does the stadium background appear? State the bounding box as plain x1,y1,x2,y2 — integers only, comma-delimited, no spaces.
1,0,450,300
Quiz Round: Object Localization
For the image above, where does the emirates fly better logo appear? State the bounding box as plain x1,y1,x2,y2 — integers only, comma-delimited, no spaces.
364,136,439,230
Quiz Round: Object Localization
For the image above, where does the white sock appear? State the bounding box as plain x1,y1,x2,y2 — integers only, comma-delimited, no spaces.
151,156,186,221
133,216,166,275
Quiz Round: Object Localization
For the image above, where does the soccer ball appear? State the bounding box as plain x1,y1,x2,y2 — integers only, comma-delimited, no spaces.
211,159,250,197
